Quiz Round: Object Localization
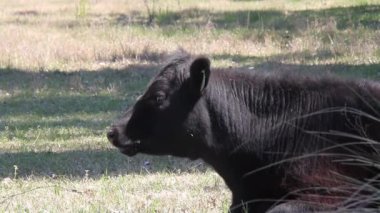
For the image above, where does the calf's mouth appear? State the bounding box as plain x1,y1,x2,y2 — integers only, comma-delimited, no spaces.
107,127,141,156
118,140,141,156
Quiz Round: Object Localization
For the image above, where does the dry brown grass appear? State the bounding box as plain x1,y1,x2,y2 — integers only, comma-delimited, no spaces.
1,172,229,212
1,0,379,71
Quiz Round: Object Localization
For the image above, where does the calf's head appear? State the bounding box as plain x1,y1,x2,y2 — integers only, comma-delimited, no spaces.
107,54,212,159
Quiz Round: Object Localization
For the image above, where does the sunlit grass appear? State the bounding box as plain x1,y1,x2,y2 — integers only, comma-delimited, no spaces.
0,0,379,71
1,172,229,212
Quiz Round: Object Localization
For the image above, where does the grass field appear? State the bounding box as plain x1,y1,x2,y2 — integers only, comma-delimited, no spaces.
1,0,380,211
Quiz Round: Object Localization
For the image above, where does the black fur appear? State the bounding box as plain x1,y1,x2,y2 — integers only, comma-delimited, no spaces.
108,51,380,213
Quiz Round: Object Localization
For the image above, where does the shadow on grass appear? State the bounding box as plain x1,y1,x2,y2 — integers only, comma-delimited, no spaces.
0,64,161,150
0,64,158,130
212,52,380,79
213,49,342,65
0,149,207,179
253,61,380,79
0,64,157,95
108,4,380,31
6,4,380,33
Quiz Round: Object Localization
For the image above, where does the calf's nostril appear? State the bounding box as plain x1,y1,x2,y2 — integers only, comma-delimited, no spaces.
107,128,118,141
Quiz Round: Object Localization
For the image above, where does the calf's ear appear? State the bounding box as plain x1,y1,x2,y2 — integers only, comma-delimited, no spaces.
189,56,211,94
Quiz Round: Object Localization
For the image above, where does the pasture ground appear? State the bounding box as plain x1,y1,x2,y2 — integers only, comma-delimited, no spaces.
1,0,380,211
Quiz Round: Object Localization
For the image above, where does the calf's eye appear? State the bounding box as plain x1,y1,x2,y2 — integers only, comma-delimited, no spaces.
155,94,165,105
